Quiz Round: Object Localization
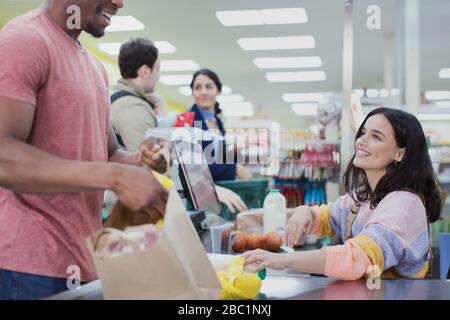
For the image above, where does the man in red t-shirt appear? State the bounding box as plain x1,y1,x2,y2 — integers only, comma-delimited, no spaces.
0,0,168,299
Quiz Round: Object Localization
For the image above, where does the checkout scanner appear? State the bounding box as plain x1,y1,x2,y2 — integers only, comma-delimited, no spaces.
172,139,229,253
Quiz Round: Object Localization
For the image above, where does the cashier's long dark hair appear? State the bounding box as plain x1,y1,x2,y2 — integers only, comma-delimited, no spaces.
343,108,442,223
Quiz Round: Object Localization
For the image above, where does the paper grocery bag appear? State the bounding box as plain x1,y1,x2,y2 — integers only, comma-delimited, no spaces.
87,188,221,300
103,170,174,230
103,201,160,230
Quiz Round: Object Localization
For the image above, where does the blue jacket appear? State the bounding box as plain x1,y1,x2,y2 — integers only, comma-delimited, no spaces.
189,104,236,181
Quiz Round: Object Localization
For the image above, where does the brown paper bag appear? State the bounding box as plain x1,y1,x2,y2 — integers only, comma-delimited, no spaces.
103,201,160,230
87,189,221,299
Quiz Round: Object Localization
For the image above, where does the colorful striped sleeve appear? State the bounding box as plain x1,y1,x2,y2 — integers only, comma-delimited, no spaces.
324,238,373,280
310,194,355,239
310,205,334,238
324,191,430,280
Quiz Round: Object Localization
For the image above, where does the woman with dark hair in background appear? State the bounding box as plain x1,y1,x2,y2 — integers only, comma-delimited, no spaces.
189,69,253,182
243,108,442,280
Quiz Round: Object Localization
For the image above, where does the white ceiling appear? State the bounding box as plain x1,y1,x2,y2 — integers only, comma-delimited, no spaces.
1,0,450,128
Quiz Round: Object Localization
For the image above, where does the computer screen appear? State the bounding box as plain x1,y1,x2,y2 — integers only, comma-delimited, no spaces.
174,140,224,217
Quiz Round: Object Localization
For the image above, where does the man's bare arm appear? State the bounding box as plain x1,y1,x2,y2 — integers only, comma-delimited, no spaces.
107,122,140,166
0,97,121,194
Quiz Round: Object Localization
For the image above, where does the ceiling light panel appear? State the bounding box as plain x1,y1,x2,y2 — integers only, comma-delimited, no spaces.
159,75,193,85
418,114,450,121
266,71,326,82
216,8,308,26
106,16,145,32
154,41,177,54
217,94,245,103
238,36,316,51
178,86,192,96
160,60,200,72
291,103,318,116
439,68,450,78
282,93,325,102
221,102,255,117
425,91,450,100
254,56,322,69
98,42,121,55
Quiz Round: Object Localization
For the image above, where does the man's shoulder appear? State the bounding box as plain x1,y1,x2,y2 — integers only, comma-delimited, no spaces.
111,90,156,121
2,9,46,38
111,92,154,111
111,83,152,109
1,10,49,53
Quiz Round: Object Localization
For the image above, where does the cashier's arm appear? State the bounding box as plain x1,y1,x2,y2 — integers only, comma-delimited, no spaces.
243,247,326,275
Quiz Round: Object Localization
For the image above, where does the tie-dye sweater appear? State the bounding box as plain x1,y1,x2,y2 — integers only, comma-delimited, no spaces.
310,191,430,280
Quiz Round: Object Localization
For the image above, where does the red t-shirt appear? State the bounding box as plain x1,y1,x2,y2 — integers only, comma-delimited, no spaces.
0,9,110,282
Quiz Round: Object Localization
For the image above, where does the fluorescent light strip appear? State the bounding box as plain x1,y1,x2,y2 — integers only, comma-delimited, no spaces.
216,8,307,26
261,8,308,24
159,75,193,85
106,16,144,32
221,86,233,95
282,93,324,102
435,101,450,108
439,68,450,79
98,43,122,55
266,71,326,82
391,88,400,96
154,41,177,54
379,88,389,98
366,89,379,98
291,103,318,116
221,102,255,117
160,60,200,72
425,91,450,100
418,114,450,121
238,36,315,51
359,88,399,98
99,41,176,55
254,56,322,69
352,89,365,98
217,94,244,103
178,86,192,96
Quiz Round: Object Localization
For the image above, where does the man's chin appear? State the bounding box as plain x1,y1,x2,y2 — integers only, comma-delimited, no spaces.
85,24,105,38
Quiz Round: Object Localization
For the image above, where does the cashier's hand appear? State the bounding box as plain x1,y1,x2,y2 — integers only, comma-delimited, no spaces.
114,165,168,217
215,185,248,213
138,138,171,174
285,206,314,248
242,249,289,272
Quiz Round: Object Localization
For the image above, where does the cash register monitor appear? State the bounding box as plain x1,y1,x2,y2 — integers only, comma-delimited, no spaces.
174,140,224,217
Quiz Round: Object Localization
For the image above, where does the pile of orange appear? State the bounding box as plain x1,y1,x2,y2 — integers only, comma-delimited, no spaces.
231,231,283,253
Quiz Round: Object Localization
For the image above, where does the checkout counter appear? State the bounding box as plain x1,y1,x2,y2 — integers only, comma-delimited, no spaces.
46,274,450,300
47,227,450,300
